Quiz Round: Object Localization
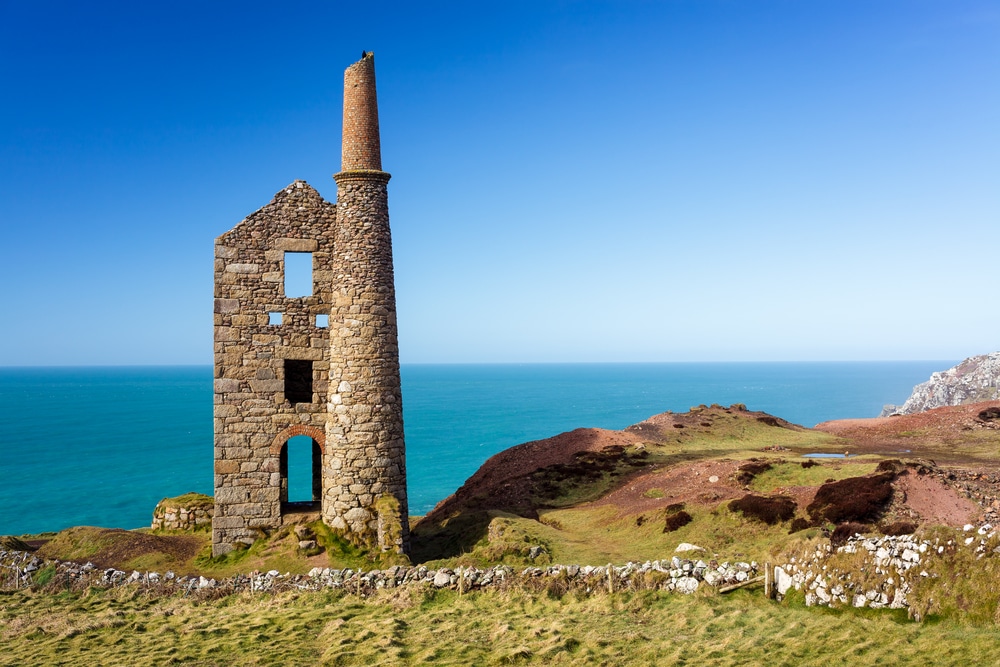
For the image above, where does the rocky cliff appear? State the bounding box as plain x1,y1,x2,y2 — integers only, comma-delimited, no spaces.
881,352,1000,417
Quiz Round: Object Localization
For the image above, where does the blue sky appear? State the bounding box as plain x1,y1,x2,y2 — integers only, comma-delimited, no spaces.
1,1,997,365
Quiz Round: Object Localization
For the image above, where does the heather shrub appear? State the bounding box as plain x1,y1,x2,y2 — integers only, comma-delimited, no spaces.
735,460,774,486
880,520,918,536
807,473,895,524
728,494,796,525
788,518,810,534
663,511,693,533
830,522,869,547
663,503,692,532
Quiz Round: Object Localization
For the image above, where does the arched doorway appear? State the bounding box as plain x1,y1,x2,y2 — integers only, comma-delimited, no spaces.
270,425,325,513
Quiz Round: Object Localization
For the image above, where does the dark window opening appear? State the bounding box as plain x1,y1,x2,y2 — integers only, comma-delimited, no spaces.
284,359,313,404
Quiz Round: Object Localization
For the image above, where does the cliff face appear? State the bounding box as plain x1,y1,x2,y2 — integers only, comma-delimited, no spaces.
881,353,1000,417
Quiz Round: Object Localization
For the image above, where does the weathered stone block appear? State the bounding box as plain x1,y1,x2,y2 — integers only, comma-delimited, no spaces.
214,378,241,393
215,298,240,313
274,237,318,252
216,487,251,504
226,263,260,273
213,516,245,529
249,379,284,393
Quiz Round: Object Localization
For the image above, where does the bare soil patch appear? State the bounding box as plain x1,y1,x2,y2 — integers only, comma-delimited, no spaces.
892,470,979,527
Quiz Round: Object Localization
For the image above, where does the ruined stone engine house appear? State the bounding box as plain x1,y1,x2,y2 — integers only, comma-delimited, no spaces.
211,53,408,556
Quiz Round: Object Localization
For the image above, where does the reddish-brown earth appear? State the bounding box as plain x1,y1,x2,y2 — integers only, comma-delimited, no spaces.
815,400,1000,453
591,459,746,516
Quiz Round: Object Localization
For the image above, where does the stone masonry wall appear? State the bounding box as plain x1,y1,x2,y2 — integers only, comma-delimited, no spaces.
151,500,214,532
212,181,336,555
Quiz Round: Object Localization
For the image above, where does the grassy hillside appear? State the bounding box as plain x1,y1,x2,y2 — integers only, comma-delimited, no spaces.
4,586,1000,666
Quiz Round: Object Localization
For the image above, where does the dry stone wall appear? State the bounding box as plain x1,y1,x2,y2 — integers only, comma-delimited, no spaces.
151,499,213,532
775,523,997,614
1,548,755,598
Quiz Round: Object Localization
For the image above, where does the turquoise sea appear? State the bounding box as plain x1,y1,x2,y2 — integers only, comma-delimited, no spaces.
0,362,949,536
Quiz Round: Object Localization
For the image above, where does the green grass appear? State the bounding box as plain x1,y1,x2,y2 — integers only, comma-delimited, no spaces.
3,585,1000,665
750,460,878,493
35,527,119,561
156,492,214,509
529,500,823,566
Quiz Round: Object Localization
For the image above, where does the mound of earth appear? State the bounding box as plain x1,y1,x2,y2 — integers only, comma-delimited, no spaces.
420,404,798,526
34,527,204,572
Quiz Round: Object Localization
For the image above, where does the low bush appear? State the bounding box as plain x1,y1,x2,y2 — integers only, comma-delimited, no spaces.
728,494,796,525
806,472,895,525
880,520,918,536
978,407,1000,421
663,511,693,533
830,522,869,547
735,460,774,486
788,518,810,534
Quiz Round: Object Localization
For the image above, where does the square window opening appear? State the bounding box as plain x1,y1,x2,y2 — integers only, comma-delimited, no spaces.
284,251,313,298
315,314,329,328
268,311,282,326
284,359,313,404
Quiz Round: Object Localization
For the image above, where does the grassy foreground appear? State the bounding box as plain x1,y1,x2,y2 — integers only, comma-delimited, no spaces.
3,586,1000,666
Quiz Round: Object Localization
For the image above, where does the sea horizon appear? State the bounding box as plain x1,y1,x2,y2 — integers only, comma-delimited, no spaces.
0,360,954,536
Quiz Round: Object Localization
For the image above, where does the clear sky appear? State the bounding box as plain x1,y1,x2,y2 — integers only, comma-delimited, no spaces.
2,1,997,365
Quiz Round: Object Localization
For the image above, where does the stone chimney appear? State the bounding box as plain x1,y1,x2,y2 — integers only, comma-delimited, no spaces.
328,52,409,553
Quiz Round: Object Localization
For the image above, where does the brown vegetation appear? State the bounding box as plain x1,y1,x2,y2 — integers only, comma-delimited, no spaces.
663,504,693,532
830,522,870,547
807,473,895,524
735,460,774,486
728,494,797,525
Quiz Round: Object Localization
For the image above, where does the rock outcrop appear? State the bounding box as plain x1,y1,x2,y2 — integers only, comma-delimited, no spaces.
881,352,1000,417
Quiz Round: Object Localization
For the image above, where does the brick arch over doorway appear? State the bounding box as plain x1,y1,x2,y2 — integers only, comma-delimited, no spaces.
270,425,326,456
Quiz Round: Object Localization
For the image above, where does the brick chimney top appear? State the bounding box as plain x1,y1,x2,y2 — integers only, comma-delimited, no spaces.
341,52,382,172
